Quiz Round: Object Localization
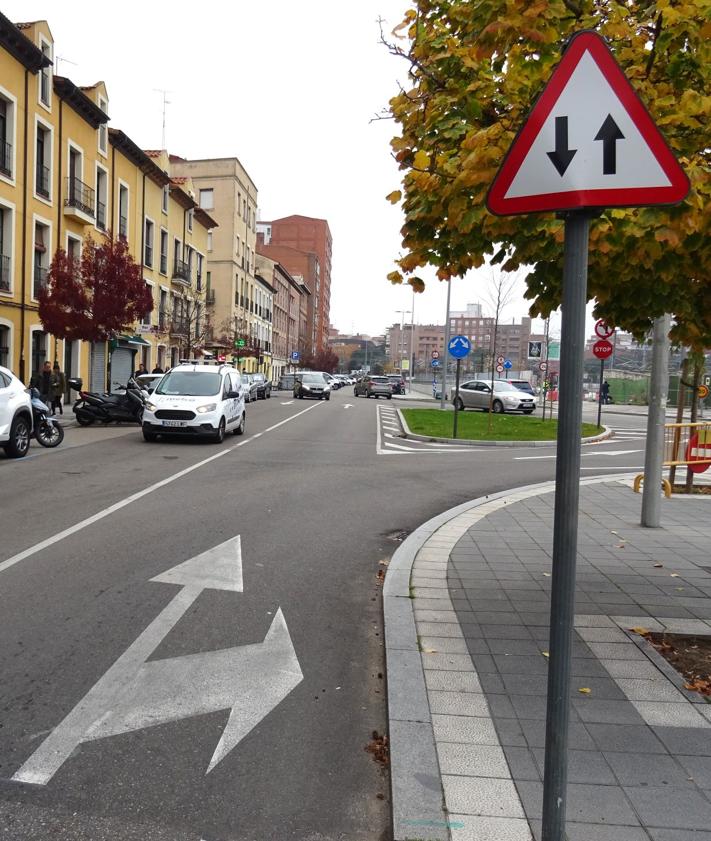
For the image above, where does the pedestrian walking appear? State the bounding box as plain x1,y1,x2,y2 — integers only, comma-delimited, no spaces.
32,361,53,407
135,362,148,377
601,379,610,405
50,361,66,415
151,365,163,374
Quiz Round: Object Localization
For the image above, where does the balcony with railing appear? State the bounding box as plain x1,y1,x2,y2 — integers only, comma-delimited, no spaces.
33,265,47,298
64,177,95,223
0,140,12,178
36,163,50,198
172,259,190,285
96,200,107,231
0,254,10,292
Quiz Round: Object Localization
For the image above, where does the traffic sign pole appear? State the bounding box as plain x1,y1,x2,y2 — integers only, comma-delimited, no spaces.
542,211,590,841
597,357,604,429
440,280,452,410
453,358,462,439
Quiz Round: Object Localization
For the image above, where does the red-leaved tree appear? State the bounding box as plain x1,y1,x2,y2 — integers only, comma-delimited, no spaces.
301,348,340,373
39,236,153,341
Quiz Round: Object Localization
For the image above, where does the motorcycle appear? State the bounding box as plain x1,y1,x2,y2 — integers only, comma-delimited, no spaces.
69,377,146,426
29,388,65,448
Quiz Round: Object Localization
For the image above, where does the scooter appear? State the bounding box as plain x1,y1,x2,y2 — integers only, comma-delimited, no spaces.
69,377,146,426
29,388,65,448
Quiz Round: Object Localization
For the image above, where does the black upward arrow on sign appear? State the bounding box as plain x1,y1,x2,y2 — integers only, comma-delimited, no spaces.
594,114,625,175
547,116,577,176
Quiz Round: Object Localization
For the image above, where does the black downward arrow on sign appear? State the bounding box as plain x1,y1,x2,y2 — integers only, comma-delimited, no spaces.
547,116,577,176
594,114,625,175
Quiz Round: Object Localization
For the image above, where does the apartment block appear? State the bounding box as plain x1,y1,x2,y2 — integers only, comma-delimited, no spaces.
257,215,331,353
0,14,215,391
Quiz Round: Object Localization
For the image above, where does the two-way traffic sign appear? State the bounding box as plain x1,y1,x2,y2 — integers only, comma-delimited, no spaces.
487,31,689,215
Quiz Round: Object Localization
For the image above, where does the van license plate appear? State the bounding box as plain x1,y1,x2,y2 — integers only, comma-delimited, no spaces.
162,420,187,427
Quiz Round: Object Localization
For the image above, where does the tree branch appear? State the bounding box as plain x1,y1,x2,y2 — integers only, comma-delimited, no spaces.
377,17,447,91
645,12,663,79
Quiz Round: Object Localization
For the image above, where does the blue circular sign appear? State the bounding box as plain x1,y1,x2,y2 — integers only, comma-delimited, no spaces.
504,359,513,369
448,335,471,359
431,359,441,367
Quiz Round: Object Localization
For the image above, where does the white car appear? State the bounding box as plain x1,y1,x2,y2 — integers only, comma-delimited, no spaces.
142,363,246,443
0,365,33,458
452,379,536,414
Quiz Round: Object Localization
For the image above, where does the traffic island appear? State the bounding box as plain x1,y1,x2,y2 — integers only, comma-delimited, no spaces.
398,408,610,447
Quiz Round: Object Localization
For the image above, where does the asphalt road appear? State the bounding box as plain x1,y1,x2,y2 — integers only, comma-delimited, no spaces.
0,389,648,840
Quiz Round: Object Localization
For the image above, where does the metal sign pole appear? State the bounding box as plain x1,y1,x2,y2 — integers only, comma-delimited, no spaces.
453,358,461,438
541,211,590,841
440,280,452,410
597,358,604,428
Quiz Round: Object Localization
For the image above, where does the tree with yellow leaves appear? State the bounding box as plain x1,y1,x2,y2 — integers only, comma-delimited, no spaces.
385,0,710,349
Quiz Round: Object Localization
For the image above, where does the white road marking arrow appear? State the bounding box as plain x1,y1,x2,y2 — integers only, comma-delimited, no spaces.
343,403,353,409
12,536,303,786
281,400,294,405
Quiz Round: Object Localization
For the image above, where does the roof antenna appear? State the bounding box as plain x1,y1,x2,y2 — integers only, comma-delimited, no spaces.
54,55,77,75
154,89,172,150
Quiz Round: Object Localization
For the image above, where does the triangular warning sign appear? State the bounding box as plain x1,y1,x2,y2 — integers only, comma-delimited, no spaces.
486,31,689,216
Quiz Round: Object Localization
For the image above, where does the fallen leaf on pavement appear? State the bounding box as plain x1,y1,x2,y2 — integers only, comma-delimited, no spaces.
629,627,650,636
578,687,592,694
543,572,551,577
365,731,390,766
379,559,390,567
670,573,680,578
654,563,664,568
376,570,385,584
541,651,550,658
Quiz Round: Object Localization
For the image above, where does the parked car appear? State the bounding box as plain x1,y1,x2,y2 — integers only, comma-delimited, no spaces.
294,372,331,400
251,372,271,399
142,363,245,442
324,374,340,390
452,379,536,414
505,379,536,397
241,373,260,403
277,374,296,391
0,365,33,458
387,374,406,395
354,375,393,399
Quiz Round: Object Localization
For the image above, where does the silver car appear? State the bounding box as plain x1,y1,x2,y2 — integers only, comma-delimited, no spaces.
452,379,536,414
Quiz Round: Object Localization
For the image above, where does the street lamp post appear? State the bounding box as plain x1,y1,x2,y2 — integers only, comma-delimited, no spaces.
395,310,411,377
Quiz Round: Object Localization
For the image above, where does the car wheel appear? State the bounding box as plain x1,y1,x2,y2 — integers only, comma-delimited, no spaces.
214,417,226,443
454,397,465,411
266,390,271,399
4,415,31,458
142,427,158,442
325,394,330,401
234,412,246,435
492,400,504,414
354,389,358,397
386,394,392,400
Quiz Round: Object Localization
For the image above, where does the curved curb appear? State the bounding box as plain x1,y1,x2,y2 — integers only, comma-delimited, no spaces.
396,407,613,448
384,472,637,841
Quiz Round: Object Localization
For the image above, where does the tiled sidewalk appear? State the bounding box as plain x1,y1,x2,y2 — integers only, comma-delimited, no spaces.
385,477,711,841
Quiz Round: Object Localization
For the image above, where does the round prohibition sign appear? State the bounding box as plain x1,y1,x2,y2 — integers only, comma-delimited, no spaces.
698,384,710,400
595,319,615,339
431,350,440,359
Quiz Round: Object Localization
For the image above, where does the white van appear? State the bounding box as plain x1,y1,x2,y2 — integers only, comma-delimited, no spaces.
142,363,245,443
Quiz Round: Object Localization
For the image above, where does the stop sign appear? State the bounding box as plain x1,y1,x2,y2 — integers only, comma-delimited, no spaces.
592,339,614,360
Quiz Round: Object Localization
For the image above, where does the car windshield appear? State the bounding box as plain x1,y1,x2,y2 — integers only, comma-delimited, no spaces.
301,373,326,384
492,381,518,393
252,374,265,382
156,371,222,396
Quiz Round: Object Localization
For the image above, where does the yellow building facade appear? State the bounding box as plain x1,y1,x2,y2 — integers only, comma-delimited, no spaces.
0,15,216,394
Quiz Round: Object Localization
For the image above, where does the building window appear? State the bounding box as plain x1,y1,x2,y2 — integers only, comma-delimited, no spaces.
33,221,50,299
144,219,154,267
196,253,203,291
187,208,193,233
207,230,213,252
160,229,168,274
35,123,51,198
162,184,169,214
0,96,14,179
143,283,153,327
118,184,129,239
67,234,80,262
95,166,107,230
0,324,9,367
39,40,52,107
98,96,108,155
0,204,12,293
199,188,213,209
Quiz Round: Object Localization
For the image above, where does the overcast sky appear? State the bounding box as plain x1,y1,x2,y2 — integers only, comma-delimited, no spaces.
9,1,580,338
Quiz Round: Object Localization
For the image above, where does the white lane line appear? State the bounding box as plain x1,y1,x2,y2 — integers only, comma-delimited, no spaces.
581,465,643,470
0,403,323,576
515,449,642,461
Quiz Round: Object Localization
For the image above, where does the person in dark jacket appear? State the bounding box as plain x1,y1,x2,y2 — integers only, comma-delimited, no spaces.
50,362,66,414
32,361,53,407
151,365,163,374
601,380,610,405
135,363,148,377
